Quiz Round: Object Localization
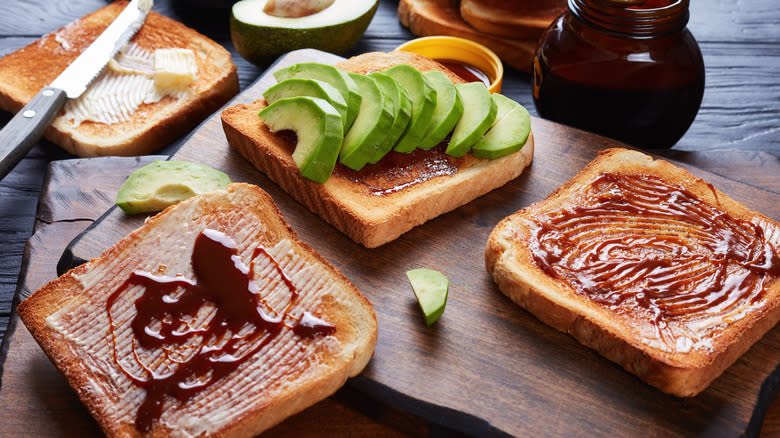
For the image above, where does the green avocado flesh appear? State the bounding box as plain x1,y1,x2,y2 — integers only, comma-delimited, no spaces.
116,161,231,215
274,62,361,129
490,93,520,127
339,73,395,170
231,0,379,66
264,78,350,130
419,70,463,150
367,72,411,162
259,96,344,183
446,82,497,158
472,103,531,159
382,64,437,153
407,268,448,326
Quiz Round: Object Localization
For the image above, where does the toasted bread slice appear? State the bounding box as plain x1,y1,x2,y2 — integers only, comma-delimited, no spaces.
398,0,538,72
222,51,534,248
460,0,566,40
0,1,238,157
485,148,780,397
17,183,377,437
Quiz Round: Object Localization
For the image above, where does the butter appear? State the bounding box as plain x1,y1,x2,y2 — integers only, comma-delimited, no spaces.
63,45,197,126
153,48,198,93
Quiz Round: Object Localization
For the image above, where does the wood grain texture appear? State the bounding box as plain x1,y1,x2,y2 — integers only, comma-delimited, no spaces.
0,0,778,435
51,50,780,437
0,159,436,436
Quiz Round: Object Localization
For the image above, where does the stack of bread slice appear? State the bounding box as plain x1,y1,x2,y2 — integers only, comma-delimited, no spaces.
398,0,566,72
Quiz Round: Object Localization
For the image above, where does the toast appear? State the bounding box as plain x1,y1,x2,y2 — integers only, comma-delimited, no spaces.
17,183,378,437
398,0,543,72
485,148,780,397
221,51,535,248
459,0,566,40
0,1,238,157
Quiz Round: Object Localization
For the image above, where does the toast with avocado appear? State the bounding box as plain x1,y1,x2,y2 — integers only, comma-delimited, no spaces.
0,1,238,157
485,148,780,396
221,51,534,248
18,183,378,437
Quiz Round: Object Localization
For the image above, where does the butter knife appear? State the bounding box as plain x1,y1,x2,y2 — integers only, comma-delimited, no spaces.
0,0,153,180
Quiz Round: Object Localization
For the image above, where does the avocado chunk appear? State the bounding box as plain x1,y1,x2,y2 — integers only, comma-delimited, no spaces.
446,82,497,158
274,62,361,129
472,104,531,159
116,161,231,215
264,78,350,130
406,268,449,326
382,64,437,153
419,70,463,150
367,72,411,163
231,0,379,66
259,96,344,183
339,73,395,170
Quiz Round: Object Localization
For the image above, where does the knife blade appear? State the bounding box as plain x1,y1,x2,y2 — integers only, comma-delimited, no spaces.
0,0,153,181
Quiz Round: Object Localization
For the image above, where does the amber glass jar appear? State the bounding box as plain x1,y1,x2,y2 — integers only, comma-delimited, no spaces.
532,0,704,149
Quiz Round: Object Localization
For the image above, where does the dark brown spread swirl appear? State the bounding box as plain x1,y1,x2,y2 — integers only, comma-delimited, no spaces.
529,173,780,347
332,143,462,195
106,229,335,432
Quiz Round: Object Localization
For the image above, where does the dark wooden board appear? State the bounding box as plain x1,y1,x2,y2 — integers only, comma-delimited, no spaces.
0,156,437,438
37,49,778,437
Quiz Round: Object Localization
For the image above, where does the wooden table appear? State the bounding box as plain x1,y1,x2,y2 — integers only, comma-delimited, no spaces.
1,0,778,436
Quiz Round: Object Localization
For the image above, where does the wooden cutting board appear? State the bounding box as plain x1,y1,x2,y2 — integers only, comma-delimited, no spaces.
16,49,780,437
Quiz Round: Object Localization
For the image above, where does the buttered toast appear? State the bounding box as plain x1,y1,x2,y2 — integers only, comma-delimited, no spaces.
18,183,377,437
485,148,780,396
221,51,534,248
0,1,238,157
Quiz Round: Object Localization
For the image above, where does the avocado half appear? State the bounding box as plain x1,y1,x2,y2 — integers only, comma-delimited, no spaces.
231,0,379,66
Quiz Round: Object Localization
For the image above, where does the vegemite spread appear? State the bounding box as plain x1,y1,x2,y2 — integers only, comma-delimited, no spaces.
106,229,334,432
528,173,779,349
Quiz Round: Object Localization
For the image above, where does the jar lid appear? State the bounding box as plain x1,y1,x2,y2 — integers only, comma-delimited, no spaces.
395,36,504,93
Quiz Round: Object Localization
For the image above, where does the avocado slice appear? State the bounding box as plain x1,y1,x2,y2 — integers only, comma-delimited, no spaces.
259,96,344,183
419,70,463,150
339,73,395,170
490,93,520,127
446,82,497,158
472,104,531,159
116,161,231,215
382,64,437,153
367,72,411,163
406,268,449,326
231,0,379,66
273,63,361,130
264,78,350,130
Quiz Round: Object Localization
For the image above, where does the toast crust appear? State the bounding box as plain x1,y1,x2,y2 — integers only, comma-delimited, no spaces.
18,183,377,437
222,51,534,248
485,148,780,396
0,1,239,157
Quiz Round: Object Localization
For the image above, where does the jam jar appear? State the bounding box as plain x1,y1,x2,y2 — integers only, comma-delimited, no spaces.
532,0,705,149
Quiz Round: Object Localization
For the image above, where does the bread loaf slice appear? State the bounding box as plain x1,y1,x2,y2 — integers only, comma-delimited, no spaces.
398,0,539,72
18,183,377,437
459,0,566,40
221,51,534,248
485,148,780,396
0,1,238,157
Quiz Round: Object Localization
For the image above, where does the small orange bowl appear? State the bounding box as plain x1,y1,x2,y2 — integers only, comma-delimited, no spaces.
395,36,504,93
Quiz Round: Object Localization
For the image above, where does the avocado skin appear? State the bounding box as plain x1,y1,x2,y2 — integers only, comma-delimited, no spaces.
230,1,379,66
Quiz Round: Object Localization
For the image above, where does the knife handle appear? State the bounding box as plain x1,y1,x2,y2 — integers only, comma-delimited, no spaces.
0,86,68,180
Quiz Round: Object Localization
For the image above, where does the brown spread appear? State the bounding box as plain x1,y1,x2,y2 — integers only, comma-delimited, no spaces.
332,143,463,195
528,173,780,346
105,229,334,432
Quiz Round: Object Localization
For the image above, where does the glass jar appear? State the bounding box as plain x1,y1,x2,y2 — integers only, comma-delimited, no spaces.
532,0,705,149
